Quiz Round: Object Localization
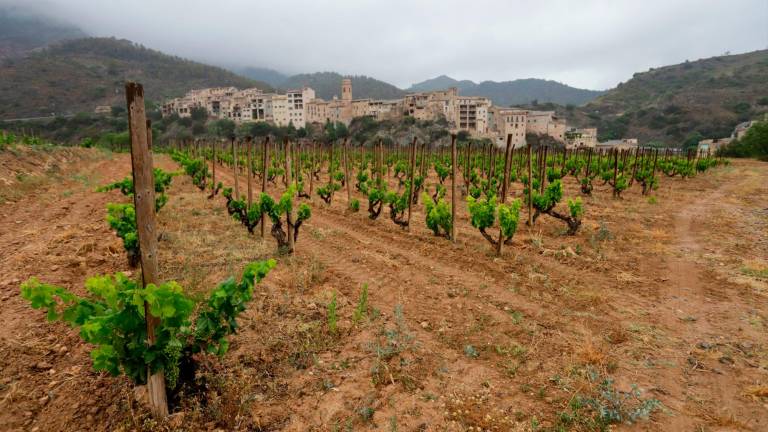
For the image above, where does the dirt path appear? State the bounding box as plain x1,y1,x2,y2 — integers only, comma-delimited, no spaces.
647,167,768,430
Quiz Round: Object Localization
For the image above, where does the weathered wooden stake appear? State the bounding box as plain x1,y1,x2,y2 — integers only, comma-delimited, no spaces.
496,134,513,256
629,148,639,187
231,136,240,199
343,138,351,205
211,140,217,195
527,143,533,226
246,136,253,206
540,146,548,193
612,149,619,196
406,137,417,229
125,82,168,418
285,139,295,253
450,134,457,242
261,136,269,238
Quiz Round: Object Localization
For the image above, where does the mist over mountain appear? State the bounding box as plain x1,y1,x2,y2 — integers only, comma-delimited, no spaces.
236,66,289,88
408,75,605,106
0,37,270,118
280,72,406,100
0,6,87,59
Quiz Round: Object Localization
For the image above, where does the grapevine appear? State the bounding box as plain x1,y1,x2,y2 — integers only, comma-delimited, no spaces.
421,188,452,238
261,186,312,251
529,180,583,235
467,195,523,246
20,259,275,389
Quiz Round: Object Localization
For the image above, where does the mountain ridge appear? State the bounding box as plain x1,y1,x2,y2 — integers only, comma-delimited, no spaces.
570,49,768,142
279,71,406,100
0,7,87,59
0,37,271,118
408,75,605,106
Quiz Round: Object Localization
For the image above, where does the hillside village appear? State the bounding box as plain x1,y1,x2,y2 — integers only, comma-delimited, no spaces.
162,79,606,150
163,78,761,154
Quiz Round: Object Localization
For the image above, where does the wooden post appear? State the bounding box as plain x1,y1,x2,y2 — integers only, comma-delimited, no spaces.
261,136,269,237
539,146,549,193
343,138,352,205
376,139,383,184
231,137,240,199
450,134,457,242
465,140,471,181
309,140,316,196
211,140,217,195
296,140,302,193
527,143,533,226
629,148,639,187
419,140,427,178
489,146,496,182
246,136,253,206
285,139,295,252
496,134,513,256
125,82,168,418
406,137,417,229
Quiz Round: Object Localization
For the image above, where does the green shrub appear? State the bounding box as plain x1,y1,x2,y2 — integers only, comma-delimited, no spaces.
349,198,360,212
467,195,523,247
21,260,275,389
106,203,139,267
422,192,452,238
327,292,338,334
530,180,583,235
353,284,369,324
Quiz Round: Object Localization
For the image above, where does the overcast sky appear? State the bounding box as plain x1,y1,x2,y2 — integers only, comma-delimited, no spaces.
6,0,768,90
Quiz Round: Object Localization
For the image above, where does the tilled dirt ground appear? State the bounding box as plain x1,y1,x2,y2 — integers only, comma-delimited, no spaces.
0,147,766,431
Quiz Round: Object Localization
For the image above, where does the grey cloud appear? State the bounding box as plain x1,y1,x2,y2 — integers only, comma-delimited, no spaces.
4,0,767,89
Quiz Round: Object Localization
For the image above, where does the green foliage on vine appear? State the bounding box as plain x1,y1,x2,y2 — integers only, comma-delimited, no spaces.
20,259,276,388
422,191,452,238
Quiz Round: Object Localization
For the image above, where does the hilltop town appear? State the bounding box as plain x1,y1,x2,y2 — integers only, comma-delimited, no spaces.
161,79,614,150
162,78,760,155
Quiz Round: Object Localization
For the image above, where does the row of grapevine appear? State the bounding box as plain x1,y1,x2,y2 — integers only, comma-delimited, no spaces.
165,132,725,257
170,136,313,254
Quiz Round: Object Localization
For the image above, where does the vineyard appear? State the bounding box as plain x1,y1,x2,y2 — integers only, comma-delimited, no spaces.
0,84,767,431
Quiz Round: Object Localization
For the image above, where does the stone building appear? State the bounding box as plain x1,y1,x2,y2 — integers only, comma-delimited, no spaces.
732,120,755,140
456,96,492,134
697,137,731,156
596,138,639,151
526,111,566,142
563,127,598,149
402,88,459,122
489,108,528,148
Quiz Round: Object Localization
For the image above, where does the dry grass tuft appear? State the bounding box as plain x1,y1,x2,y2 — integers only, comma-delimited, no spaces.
605,326,630,345
745,385,768,399
577,337,608,366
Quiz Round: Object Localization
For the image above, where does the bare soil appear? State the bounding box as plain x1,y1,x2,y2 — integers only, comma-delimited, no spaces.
1,147,767,431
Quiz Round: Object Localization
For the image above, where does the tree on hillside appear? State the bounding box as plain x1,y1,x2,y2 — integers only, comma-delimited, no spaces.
456,130,470,142
190,106,208,122
249,121,274,137
111,106,125,117
322,120,348,143
720,121,768,160
334,121,349,139
208,118,235,138
682,132,704,150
